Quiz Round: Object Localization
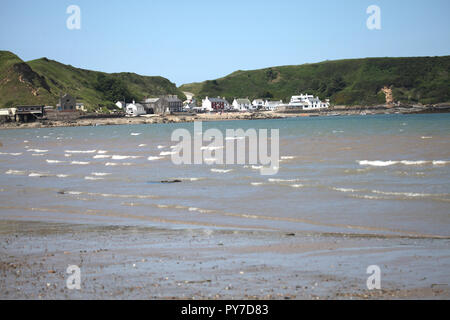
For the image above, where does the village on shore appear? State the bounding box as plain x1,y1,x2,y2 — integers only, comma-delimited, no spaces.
0,91,448,129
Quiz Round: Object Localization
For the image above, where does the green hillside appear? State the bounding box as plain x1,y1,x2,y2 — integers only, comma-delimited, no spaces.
0,51,185,110
180,56,450,105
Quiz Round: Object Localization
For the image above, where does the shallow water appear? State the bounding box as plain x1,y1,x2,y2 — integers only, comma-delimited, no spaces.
0,114,449,237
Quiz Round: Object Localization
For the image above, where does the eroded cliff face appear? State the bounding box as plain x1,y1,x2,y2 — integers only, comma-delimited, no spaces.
381,86,394,106
12,62,51,93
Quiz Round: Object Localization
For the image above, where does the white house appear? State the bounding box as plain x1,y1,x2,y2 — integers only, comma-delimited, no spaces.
288,94,329,110
251,99,265,110
115,101,126,109
201,97,229,112
126,101,146,117
264,100,283,111
232,98,252,111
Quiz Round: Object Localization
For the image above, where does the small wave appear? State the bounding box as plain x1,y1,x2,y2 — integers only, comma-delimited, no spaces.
349,194,384,200
251,182,264,186
29,172,50,178
130,133,142,136
211,169,232,173
157,145,166,149
332,187,362,193
93,155,111,159
0,152,23,156
160,151,176,156
91,172,111,176
138,144,147,147
433,160,449,165
46,160,65,164
71,161,90,165
251,165,263,170
65,150,97,154
371,190,445,198
400,160,429,165
268,178,300,183
97,150,108,154
85,176,104,181
111,155,141,160
290,184,304,188
64,154,72,157
358,160,399,167
56,174,70,178
147,156,164,161
27,149,48,153
421,136,433,139
5,170,26,175
280,156,296,160
32,153,46,156
105,162,133,166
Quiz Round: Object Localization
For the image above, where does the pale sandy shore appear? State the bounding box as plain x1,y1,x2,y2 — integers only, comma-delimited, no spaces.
0,220,448,300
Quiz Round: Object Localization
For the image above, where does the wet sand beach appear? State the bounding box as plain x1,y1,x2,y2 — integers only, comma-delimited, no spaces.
1,220,448,300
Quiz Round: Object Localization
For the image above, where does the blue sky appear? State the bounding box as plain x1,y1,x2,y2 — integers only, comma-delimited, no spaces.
1,0,449,86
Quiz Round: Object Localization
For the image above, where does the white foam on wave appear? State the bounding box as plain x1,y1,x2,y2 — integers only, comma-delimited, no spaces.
421,136,433,139
0,152,23,156
290,184,304,188
280,156,296,160
138,144,147,147
251,182,264,186
64,154,72,157
358,160,399,167
29,172,50,177
400,160,429,165
147,156,164,161
157,145,166,149
371,190,445,198
433,160,449,165
105,162,133,166
85,176,104,181
46,160,65,164
71,161,90,165
93,155,111,159
130,133,142,136
27,149,48,153
111,155,141,160
268,178,300,183
97,150,108,154
65,150,96,154
332,187,361,193
56,174,70,178
160,151,176,156
211,169,232,173
5,170,26,175
91,172,111,176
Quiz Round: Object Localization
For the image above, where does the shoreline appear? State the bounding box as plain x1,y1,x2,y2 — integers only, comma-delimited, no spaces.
1,105,449,130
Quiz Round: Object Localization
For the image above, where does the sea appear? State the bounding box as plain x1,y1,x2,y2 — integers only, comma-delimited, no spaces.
0,114,449,238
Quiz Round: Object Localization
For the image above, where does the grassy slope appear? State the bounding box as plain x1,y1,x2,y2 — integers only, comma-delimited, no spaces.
180,56,450,105
0,51,185,109
0,51,54,107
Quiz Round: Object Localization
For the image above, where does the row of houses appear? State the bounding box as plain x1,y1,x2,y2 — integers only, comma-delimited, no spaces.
194,94,330,112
